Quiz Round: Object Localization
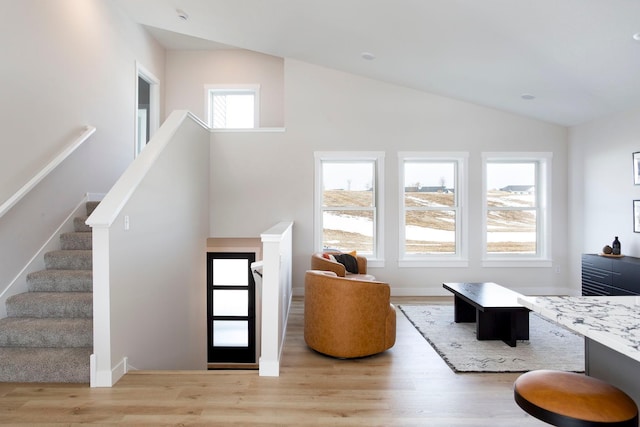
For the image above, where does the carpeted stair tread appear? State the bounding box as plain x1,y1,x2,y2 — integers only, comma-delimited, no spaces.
0,347,91,383
73,216,92,232
85,201,99,216
7,292,92,318
0,318,92,347
60,232,92,250
0,201,97,383
44,250,92,270
27,270,92,292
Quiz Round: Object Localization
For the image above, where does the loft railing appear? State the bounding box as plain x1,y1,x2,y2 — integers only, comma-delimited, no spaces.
259,221,294,376
0,125,96,219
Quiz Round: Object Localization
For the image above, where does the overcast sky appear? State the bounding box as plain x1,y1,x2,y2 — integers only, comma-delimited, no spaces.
322,161,535,191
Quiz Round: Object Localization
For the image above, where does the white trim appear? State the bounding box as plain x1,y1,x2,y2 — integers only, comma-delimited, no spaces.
260,221,293,241
211,127,286,133
481,152,553,266
0,126,95,220
135,62,160,158
259,221,293,377
90,354,128,388
90,354,96,387
397,152,469,266
398,259,469,268
205,84,260,129
482,260,553,268
91,226,112,387
313,151,385,262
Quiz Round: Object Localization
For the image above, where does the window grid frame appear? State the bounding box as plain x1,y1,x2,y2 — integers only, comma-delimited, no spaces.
204,84,260,129
314,152,385,266
398,152,469,267
482,152,552,267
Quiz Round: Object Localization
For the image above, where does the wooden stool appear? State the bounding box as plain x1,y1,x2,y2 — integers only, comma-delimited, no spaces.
514,370,638,426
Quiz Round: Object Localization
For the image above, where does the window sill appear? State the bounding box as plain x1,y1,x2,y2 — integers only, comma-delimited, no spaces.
399,259,469,268
366,259,385,268
481,259,552,268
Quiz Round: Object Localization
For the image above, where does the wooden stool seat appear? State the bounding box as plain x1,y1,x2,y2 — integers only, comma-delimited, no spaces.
514,370,638,426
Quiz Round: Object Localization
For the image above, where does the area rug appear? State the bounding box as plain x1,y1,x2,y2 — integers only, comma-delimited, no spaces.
399,305,584,373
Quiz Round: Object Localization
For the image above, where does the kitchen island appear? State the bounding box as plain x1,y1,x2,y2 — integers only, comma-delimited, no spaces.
518,295,640,405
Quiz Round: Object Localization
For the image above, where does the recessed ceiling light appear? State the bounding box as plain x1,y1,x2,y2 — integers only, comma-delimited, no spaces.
176,9,189,21
633,32,640,41
521,93,536,100
361,52,376,61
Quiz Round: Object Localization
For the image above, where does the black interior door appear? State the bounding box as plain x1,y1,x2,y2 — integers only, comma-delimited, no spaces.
207,252,256,364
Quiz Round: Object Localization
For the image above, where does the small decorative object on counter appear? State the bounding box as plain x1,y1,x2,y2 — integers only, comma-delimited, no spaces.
603,245,613,254
612,236,621,255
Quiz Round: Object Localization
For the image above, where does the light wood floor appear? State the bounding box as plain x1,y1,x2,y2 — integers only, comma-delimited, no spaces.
0,297,546,426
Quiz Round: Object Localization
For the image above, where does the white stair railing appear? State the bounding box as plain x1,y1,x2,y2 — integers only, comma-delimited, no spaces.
0,125,96,219
259,221,294,376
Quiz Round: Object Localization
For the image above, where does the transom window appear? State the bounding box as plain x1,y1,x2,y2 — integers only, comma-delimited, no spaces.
314,152,384,264
206,85,260,129
399,152,468,266
482,153,552,266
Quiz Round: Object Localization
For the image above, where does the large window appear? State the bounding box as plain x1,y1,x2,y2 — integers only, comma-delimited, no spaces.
482,152,552,266
206,85,260,129
399,152,468,266
314,152,384,264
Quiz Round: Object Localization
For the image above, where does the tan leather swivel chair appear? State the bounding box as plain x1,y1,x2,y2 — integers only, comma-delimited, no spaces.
304,270,396,358
310,252,375,281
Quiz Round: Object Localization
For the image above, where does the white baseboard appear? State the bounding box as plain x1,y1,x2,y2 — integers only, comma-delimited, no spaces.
91,356,128,388
90,354,96,387
258,358,280,377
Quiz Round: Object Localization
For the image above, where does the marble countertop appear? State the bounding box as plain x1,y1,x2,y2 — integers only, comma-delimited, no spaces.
517,295,640,363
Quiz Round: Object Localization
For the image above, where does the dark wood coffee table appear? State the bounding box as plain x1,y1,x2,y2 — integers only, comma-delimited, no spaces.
442,282,530,347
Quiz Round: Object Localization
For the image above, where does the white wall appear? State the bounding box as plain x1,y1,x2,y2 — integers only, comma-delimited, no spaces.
200,58,571,296
90,113,210,386
568,106,640,290
165,49,284,127
0,0,165,295
108,117,209,373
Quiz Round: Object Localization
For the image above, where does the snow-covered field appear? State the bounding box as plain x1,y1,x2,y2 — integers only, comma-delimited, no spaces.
324,213,534,243
322,190,536,250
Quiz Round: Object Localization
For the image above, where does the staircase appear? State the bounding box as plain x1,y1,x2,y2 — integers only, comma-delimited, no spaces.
0,201,96,383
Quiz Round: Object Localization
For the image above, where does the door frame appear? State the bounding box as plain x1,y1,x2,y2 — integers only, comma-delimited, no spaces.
134,61,160,157
207,252,257,365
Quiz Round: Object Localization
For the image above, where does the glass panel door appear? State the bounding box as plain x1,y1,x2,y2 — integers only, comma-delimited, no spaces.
207,252,256,364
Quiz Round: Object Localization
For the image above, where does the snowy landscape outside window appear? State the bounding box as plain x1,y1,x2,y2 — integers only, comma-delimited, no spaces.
314,152,385,260
482,152,552,264
402,160,458,255
398,152,468,266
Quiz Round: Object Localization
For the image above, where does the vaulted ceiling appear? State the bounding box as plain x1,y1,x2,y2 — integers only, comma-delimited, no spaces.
115,0,640,126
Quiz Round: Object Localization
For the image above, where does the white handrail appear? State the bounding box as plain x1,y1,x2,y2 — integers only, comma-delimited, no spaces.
87,111,207,229
0,125,96,220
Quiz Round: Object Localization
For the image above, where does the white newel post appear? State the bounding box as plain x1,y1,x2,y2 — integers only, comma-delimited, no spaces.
90,226,113,387
259,222,293,376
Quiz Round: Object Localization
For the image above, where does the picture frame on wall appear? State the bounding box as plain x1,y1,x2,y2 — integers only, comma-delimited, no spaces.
634,200,640,233
634,152,640,184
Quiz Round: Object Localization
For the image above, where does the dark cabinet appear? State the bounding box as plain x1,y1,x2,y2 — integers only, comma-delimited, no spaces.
582,254,640,296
